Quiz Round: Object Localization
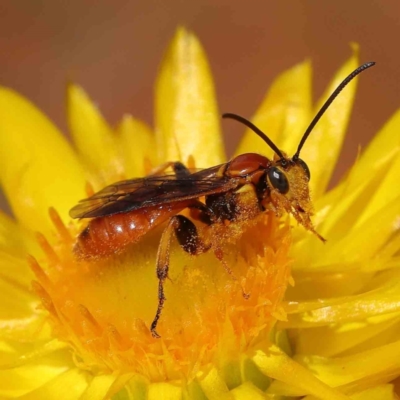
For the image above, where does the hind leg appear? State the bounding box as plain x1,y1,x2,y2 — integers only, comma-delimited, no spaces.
150,215,210,338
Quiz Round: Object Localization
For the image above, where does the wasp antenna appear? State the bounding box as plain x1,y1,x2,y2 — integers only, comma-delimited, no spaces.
293,61,376,160
222,113,285,159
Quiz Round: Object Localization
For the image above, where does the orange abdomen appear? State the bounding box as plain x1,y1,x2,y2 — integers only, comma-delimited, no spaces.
74,203,188,259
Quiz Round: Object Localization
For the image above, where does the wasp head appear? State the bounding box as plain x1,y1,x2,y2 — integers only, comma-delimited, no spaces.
223,62,375,243
263,153,325,241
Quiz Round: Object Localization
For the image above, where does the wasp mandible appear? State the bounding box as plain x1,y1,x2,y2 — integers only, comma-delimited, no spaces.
70,62,375,337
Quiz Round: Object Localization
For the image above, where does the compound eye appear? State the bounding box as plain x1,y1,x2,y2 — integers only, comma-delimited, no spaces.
296,158,311,181
268,167,289,194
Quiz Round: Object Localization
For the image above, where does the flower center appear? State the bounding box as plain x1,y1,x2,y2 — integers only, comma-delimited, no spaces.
31,208,292,381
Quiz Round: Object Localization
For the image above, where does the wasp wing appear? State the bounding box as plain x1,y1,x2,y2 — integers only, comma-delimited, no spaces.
70,165,239,219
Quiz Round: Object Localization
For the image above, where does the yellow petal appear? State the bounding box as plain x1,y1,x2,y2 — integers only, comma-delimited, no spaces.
0,254,51,343
125,375,148,399
0,366,67,398
284,271,400,327
0,88,86,235
80,373,134,400
235,60,312,157
295,339,400,391
155,27,225,166
0,340,67,369
0,249,35,291
345,108,400,191
0,313,49,342
0,270,35,317
287,265,379,303
17,368,89,400
314,155,389,242
316,196,400,266
315,109,400,239
148,382,182,400
349,384,394,400
79,376,115,400
116,115,156,177
294,316,400,357
302,47,359,199
292,156,392,267
197,367,232,400
0,349,73,398
252,346,349,399
355,143,400,227
0,210,40,257
230,381,268,399
67,83,123,182
267,379,308,397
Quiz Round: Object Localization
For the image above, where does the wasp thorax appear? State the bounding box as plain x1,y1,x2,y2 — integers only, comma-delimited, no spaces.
226,153,270,177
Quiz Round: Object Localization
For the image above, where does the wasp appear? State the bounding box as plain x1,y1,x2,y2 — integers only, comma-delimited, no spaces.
70,62,374,338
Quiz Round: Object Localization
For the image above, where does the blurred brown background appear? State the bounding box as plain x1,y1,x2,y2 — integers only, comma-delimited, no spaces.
1,1,399,213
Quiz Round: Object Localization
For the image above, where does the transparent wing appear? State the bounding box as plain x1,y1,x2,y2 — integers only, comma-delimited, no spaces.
70,165,238,219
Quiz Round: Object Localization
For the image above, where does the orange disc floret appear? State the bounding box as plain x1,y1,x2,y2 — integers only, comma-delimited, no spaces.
30,208,292,381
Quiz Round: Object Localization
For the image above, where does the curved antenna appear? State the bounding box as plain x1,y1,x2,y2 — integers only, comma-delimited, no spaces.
222,113,285,159
293,61,375,160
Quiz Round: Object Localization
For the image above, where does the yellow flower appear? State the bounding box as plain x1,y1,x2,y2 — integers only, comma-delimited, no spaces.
0,27,399,399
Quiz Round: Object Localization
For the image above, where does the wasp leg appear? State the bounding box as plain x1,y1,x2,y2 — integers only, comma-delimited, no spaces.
151,217,177,338
174,215,211,255
214,247,250,299
148,161,190,178
150,214,210,338
181,203,249,297
188,200,217,226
